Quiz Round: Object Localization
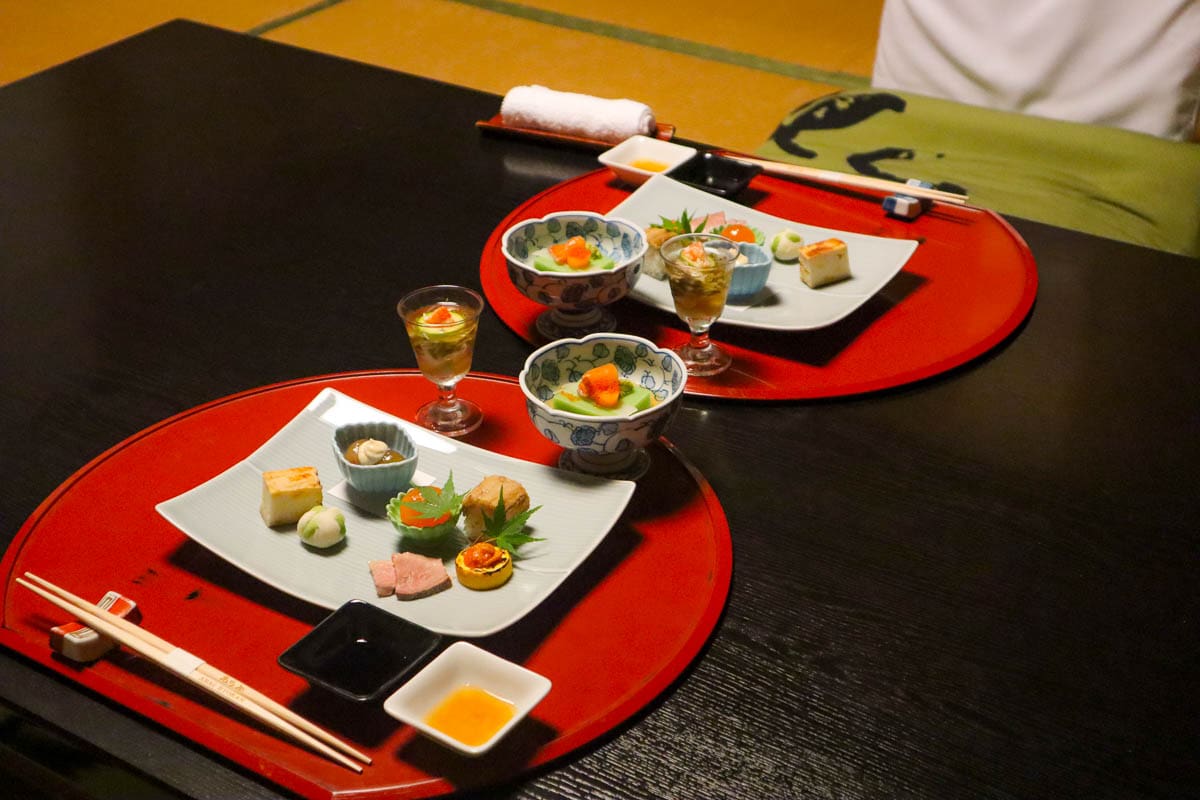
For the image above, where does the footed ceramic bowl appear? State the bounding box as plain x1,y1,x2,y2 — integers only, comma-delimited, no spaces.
501,211,646,339
519,333,686,479
332,421,418,495
727,242,772,302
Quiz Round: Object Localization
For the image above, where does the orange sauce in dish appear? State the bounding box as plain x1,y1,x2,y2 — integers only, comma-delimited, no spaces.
629,158,669,172
424,685,516,747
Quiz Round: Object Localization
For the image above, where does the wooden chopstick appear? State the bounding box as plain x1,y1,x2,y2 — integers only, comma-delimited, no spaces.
22,572,371,768
18,573,370,773
716,153,970,205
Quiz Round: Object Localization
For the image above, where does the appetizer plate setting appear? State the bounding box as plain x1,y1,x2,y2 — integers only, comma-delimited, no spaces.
156,388,636,637
609,173,919,331
3,370,735,799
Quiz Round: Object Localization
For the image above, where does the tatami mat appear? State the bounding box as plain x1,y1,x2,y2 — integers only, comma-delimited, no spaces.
264,0,880,150
455,0,882,77
0,2,315,86
0,0,884,152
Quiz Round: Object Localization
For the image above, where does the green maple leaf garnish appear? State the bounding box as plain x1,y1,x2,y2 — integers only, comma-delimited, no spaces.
484,486,543,553
402,470,464,521
653,209,699,235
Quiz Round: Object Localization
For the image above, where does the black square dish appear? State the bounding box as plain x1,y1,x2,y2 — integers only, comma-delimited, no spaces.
278,599,443,702
666,152,763,197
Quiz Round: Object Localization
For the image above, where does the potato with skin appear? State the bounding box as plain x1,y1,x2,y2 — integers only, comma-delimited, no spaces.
461,475,530,541
770,229,804,262
297,505,345,548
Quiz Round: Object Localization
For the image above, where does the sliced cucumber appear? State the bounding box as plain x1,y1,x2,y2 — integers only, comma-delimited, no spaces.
621,384,655,411
589,252,615,270
533,253,571,273
530,245,616,272
549,381,656,416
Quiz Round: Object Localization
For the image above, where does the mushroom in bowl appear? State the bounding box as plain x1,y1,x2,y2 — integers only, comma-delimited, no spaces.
519,332,686,480
501,211,646,340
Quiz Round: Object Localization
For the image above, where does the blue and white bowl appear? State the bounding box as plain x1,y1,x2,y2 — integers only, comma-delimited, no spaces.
501,211,647,339
727,242,772,302
519,333,687,480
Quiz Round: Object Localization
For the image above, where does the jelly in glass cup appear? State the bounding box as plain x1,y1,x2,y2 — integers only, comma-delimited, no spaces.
397,285,484,437
661,234,739,377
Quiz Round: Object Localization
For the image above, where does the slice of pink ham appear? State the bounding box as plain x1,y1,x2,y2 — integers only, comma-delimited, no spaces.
368,559,396,597
391,552,451,601
693,211,726,232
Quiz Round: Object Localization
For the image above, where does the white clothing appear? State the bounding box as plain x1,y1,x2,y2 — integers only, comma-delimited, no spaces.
871,0,1200,140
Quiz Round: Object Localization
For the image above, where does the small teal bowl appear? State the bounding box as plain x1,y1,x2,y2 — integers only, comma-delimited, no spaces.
332,421,418,495
727,243,772,302
519,333,686,480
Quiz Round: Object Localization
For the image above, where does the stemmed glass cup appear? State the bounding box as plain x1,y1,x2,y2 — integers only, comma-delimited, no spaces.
397,285,485,437
660,233,740,376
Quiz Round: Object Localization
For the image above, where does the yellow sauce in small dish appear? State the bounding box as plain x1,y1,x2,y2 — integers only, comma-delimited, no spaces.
424,685,516,747
629,158,669,172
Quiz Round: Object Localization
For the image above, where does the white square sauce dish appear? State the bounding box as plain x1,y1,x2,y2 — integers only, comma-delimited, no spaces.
383,641,551,756
599,134,697,185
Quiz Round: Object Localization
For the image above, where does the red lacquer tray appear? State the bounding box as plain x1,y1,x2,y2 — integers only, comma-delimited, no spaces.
0,372,731,800
476,113,676,149
481,170,1038,400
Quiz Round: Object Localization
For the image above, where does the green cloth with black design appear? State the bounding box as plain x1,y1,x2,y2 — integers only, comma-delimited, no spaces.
757,90,1200,259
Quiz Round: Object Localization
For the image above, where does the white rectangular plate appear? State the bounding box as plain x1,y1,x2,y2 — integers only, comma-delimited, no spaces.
610,174,919,331
156,388,636,637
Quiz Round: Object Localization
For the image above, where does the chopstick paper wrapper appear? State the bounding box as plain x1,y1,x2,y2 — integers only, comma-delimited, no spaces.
17,572,371,773
479,85,674,148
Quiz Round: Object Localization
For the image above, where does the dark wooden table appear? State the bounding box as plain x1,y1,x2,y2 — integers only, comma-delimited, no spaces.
2,20,1198,800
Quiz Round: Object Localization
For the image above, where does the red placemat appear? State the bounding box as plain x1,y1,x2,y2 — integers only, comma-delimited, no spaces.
481,170,1038,400
0,372,730,800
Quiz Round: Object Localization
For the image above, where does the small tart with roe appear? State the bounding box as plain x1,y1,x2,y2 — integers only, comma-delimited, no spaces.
455,542,513,591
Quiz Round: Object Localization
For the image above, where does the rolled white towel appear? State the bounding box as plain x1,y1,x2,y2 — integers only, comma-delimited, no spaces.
500,85,655,143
